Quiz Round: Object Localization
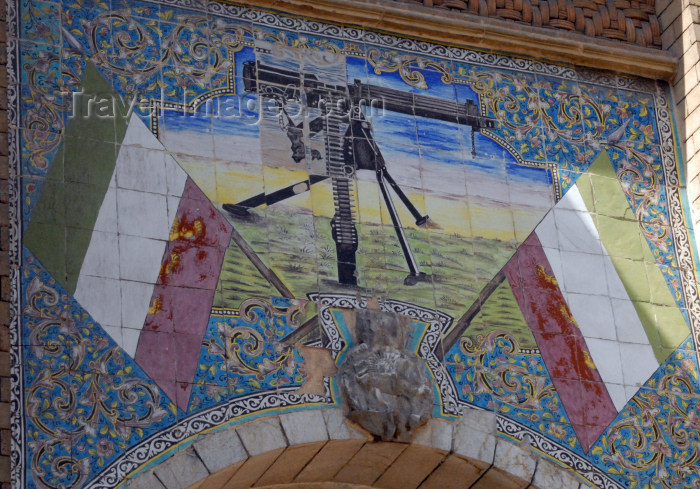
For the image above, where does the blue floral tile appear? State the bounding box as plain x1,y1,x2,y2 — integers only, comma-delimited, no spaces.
589,345,700,488
60,50,87,94
272,346,307,392
291,30,343,53
87,15,162,99
158,22,231,107
537,76,586,141
21,129,62,179
616,88,658,146
110,0,160,19
446,330,582,453
188,382,233,413
18,84,66,135
20,0,60,45
189,298,312,413
19,42,61,94
60,6,98,56
21,256,178,489
189,317,233,412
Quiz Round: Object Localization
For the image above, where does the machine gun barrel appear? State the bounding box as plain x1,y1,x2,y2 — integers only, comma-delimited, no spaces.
348,82,495,130
243,61,496,131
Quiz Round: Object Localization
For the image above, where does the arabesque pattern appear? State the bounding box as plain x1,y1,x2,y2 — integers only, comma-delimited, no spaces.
7,1,700,489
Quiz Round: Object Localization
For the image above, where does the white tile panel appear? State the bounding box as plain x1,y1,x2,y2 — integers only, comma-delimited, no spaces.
72,114,189,358
535,183,658,411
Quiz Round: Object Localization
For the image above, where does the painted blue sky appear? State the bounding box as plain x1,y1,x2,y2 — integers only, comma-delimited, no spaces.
162,47,553,191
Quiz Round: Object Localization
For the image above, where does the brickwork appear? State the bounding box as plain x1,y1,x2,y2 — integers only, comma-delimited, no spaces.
388,0,662,48
659,1,700,236
124,407,588,489
0,0,9,486
234,0,676,80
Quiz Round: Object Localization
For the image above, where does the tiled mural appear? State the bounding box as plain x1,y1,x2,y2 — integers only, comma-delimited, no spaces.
7,1,700,488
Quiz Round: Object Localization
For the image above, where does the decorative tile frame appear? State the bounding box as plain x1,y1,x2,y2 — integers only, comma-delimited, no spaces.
7,1,700,488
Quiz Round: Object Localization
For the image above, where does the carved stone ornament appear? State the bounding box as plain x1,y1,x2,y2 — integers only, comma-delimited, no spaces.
337,299,434,442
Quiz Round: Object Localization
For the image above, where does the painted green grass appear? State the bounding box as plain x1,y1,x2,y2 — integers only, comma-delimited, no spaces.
465,281,537,349
213,208,533,346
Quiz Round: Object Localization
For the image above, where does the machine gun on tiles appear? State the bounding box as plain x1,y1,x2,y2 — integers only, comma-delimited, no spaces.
223,60,496,286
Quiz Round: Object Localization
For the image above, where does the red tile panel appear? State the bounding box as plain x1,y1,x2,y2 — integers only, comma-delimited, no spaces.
135,178,232,409
503,233,617,452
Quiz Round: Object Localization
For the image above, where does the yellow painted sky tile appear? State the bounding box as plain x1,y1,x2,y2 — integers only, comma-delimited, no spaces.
216,161,264,205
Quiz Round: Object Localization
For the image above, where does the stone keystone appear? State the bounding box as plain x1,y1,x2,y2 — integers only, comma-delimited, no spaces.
337,297,434,442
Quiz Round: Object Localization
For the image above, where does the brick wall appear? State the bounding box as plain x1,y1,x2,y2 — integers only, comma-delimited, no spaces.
658,0,700,232
0,0,9,485
388,0,662,48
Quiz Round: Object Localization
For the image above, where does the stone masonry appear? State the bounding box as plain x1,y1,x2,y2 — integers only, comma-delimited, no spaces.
337,304,434,442
124,407,589,489
659,0,700,243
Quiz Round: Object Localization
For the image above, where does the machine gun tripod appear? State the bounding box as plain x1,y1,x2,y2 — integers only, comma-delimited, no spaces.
223,61,496,287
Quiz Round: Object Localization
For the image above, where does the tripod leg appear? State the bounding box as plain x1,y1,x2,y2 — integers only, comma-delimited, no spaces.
380,167,429,226
357,123,429,227
376,170,422,280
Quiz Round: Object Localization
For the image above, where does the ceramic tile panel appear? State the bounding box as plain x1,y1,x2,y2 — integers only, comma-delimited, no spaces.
9,2,700,489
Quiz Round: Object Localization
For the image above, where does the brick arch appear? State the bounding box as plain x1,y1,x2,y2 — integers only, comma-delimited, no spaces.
124,408,589,489
256,484,377,489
